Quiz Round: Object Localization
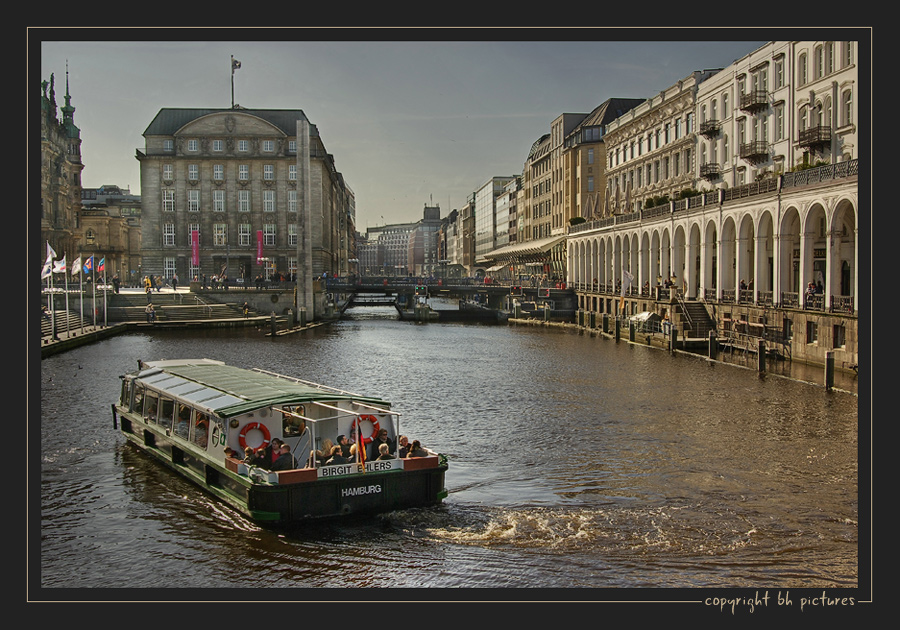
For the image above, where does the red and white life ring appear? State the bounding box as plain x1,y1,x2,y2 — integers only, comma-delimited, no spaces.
239,422,271,450
350,414,380,444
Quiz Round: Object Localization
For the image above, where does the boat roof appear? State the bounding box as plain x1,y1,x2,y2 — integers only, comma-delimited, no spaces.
131,359,389,418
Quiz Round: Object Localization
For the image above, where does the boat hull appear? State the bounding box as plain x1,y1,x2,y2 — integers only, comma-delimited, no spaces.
117,412,448,523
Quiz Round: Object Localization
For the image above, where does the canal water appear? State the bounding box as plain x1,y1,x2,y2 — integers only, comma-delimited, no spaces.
36,305,861,599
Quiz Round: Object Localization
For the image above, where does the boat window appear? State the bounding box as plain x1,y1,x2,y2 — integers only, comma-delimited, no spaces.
131,386,144,414
193,412,209,448
174,404,191,439
283,404,305,436
143,392,159,423
120,380,131,408
159,397,175,431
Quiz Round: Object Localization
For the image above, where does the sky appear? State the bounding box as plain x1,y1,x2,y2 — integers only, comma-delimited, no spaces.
36,31,770,230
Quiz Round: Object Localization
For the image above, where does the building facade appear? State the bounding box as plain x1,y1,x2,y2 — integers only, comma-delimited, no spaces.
137,107,356,285
567,41,860,369
79,185,143,286
40,72,84,261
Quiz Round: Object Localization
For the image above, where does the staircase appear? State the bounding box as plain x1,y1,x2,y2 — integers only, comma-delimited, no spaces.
676,299,717,340
106,293,248,322
41,309,93,337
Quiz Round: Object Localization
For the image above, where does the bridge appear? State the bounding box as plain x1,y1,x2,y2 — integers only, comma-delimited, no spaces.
326,277,577,321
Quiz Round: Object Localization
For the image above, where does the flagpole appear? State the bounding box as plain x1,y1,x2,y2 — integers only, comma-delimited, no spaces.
78,261,85,334
231,55,235,108
50,260,58,340
64,257,70,337
91,254,97,328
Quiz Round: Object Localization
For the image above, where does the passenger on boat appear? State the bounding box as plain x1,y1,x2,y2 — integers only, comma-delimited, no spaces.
405,440,429,458
336,434,352,458
325,445,350,466
376,443,395,460
367,428,395,461
243,447,266,467
270,444,298,471
224,447,241,459
315,439,335,466
349,443,362,463
398,435,409,458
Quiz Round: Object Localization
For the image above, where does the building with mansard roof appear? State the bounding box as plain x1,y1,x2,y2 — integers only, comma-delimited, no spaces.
137,107,356,287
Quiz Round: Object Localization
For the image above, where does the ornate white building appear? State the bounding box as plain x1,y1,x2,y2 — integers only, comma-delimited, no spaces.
567,41,860,370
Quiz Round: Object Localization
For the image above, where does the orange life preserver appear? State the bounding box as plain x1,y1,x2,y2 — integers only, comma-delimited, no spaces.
239,422,271,451
350,414,380,444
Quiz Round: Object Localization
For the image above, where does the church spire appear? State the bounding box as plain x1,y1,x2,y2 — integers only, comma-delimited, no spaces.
60,60,80,138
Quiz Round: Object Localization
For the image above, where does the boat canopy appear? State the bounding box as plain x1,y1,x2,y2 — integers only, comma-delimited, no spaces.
133,359,390,418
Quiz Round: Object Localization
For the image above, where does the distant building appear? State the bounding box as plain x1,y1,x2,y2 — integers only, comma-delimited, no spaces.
136,107,356,284
357,205,443,277
80,185,142,285
40,71,83,260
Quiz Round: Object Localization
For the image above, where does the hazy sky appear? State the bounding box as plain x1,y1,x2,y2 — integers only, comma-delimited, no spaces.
37,32,768,229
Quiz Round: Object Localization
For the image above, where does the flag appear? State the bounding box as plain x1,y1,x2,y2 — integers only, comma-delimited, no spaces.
98,258,105,273
71,256,82,276
47,241,57,260
232,57,241,72
53,255,67,274
356,417,366,469
41,252,53,280
83,256,93,273
621,268,634,297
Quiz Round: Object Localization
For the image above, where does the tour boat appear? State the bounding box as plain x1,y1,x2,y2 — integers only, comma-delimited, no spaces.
112,358,448,523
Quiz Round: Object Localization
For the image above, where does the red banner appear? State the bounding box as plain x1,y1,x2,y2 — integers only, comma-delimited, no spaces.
191,230,199,266
257,230,263,264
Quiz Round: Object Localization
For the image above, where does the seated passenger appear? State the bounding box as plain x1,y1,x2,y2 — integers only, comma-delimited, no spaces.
405,440,429,458
316,439,335,466
270,444,297,471
336,434,352,458
376,443,395,460
325,445,350,466
397,435,409,458
367,428,395,461
243,447,266,467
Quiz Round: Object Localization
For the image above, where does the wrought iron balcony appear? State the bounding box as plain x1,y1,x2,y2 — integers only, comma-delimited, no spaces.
699,120,721,137
798,125,832,149
739,141,769,164
700,163,721,180
739,90,769,112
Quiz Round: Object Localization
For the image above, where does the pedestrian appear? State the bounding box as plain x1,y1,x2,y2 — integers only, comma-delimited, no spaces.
242,301,250,318
112,274,120,294
145,303,155,323
172,273,178,292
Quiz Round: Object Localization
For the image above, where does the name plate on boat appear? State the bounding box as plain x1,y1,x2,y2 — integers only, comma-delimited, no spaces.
318,459,403,478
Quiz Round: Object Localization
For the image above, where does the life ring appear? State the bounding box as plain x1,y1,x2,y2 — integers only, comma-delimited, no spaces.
350,414,380,444
239,422,271,451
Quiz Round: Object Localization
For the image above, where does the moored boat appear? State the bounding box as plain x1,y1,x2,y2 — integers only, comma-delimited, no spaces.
113,358,448,523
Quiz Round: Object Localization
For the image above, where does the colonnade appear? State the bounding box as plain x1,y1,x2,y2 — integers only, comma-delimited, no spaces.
567,183,858,311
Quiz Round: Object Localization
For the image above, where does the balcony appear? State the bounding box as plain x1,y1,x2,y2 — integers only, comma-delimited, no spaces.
699,120,721,138
739,90,768,113
700,163,721,180
739,141,769,165
798,125,832,150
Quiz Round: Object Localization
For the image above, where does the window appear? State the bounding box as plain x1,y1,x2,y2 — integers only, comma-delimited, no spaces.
213,164,224,180
164,139,174,152
187,139,198,152
239,190,250,212
841,90,853,127
143,391,159,422
239,164,249,181
189,223,200,247
188,164,199,181
188,189,200,212
213,189,225,212
587,176,594,192
163,164,173,181
164,223,175,246
162,190,175,212
798,53,808,85
213,139,223,152
288,140,296,153
263,140,274,152
833,323,846,348
193,413,209,448
842,42,853,68
238,140,249,152
289,164,297,181
774,57,784,89
264,223,276,246
288,190,297,212
774,103,785,141
264,164,274,180
289,223,297,246
806,320,818,344
214,223,227,246
264,190,275,212
239,223,251,246
164,258,176,280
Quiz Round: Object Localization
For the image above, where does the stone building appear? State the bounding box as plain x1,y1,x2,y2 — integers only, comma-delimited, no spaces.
79,185,142,286
136,107,356,287
40,71,83,260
